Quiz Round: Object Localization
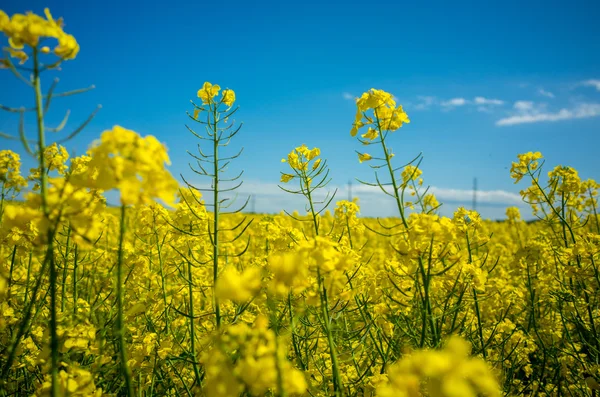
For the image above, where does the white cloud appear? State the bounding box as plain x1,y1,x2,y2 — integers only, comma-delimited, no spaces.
474,97,504,106
342,92,355,101
496,101,600,126
429,187,522,205
441,97,468,107
414,95,506,112
513,100,535,111
414,96,437,110
538,88,555,98
473,97,505,112
582,79,600,91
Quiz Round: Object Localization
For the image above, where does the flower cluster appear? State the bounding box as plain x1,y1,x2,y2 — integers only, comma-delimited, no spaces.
0,8,79,63
280,144,321,183
0,150,27,197
196,81,235,106
510,151,543,183
351,88,410,137
74,126,179,206
201,317,307,396
377,336,501,397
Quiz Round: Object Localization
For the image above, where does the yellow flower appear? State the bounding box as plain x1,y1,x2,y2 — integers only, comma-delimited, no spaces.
0,11,8,30
282,145,321,172
361,127,379,141
197,82,221,104
510,151,543,183
307,147,320,161
0,8,79,60
73,126,179,206
0,150,27,193
34,365,101,396
350,123,364,138
280,173,295,183
401,165,422,186
5,47,28,64
215,267,262,303
378,336,500,397
312,158,322,171
222,89,236,106
506,206,521,222
0,274,6,301
422,193,439,211
351,89,409,136
358,152,372,163
268,251,309,296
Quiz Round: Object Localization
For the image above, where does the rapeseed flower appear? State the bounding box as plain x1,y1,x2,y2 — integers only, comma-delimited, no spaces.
0,8,79,61
197,82,221,104
73,126,179,206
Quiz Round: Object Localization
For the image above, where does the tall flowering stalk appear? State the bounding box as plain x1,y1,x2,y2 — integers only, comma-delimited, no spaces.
279,146,344,396
181,82,252,329
350,88,421,230
0,9,98,396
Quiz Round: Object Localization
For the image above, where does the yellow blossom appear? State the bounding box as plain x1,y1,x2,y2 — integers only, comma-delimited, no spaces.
222,89,236,106
73,125,179,206
197,81,221,104
0,8,79,60
280,173,295,183
358,152,372,163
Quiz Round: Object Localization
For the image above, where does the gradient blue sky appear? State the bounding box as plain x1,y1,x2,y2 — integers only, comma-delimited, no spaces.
2,0,599,218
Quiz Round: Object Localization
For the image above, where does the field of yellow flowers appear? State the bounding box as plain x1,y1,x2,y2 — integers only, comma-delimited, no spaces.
1,7,600,397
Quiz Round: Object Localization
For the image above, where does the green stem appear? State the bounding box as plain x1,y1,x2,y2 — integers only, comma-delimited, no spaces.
317,268,343,397
0,245,51,382
186,248,202,387
375,114,408,228
72,245,78,318
61,225,72,312
275,335,287,397
24,251,33,306
345,217,354,249
33,47,59,397
154,224,169,331
116,205,134,397
588,186,600,234
0,188,6,223
8,245,16,288
212,103,221,328
472,288,487,359
305,178,343,396
288,293,306,370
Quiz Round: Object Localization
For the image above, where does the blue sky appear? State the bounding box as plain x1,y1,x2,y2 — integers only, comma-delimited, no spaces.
1,0,599,219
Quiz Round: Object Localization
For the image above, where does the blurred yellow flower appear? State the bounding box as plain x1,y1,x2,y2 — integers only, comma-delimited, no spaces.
0,8,79,60
73,126,179,206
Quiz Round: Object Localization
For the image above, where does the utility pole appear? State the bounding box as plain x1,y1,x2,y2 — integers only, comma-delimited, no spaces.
348,180,353,201
472,177,477,212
